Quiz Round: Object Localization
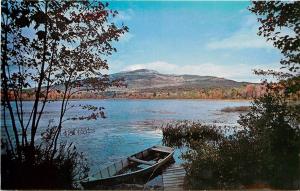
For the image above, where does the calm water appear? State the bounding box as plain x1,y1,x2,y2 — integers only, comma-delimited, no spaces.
2,99,250,174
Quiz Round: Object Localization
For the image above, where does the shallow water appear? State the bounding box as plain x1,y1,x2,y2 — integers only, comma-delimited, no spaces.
2,99,250,174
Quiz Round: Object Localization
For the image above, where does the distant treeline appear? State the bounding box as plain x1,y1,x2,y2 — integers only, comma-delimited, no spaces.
116,84,266,99
5,84,283,100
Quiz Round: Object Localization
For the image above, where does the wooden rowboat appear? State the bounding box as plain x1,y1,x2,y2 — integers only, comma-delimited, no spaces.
81,145,175,189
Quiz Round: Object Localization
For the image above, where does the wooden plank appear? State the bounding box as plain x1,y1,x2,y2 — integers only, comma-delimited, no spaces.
166,166,184,170
165,181,184,184
164,184,184,187
164,178,185,182
164,176,185,179
165,174,185,177
165,184,183,186
165,183,184,187
164,187,183,189
164,177,185,181
166,167,185,170
164,181,184,184
164,172,186,176
165,173,185,177
165,182,184,185
165,170,185,174
164,172,186,177
166,172,182,175
165,171,185,175
164,181,184,186
164,184,183,189
167,166,183,169
163,165,186,190
165,171,185,174
151,147,171,153
128,157,155,165
165,170,185,173
165,169,185,172
164,182,184,185
165,183,184,186
164,175,185,180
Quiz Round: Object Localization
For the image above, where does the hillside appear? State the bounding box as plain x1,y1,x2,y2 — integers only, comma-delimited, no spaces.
19,69,263,100
110,69,249,91
99,69,263,99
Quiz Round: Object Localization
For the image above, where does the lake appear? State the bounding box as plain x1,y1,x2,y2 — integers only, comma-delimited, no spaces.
2,99,250,174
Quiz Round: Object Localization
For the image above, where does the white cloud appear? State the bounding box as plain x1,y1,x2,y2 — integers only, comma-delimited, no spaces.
123,61,280,83
114,9,134,22
119,32,134,43
124,61,177,72
207,34,273,49
206,15,274,50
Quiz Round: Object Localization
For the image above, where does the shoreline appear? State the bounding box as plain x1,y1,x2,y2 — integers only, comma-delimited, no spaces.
16,98,253,102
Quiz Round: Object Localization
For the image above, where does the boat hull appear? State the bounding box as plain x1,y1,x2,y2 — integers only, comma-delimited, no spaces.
81,145,174,189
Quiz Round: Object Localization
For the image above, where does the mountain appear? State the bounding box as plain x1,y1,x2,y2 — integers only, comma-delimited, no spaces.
32,69,260,100
110,69,250,91
96,69,260,99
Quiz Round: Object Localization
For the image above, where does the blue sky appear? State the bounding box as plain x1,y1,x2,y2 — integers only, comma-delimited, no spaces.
106,1,282,82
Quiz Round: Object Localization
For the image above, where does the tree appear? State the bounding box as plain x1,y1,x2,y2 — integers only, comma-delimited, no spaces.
248,1,300,141
241,2,300,188
249,1,300,94
250,1,300,73
1,0,128,189
162,1,300,189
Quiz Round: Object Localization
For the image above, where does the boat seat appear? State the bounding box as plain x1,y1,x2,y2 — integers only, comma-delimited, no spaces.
151,147,170,153
128,157,155,165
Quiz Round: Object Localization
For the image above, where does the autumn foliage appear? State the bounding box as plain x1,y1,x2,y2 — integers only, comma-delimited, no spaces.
1,0,127,189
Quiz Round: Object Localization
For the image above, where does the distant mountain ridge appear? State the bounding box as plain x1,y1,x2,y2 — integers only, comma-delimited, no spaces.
23,69,261,100
110,69,250,91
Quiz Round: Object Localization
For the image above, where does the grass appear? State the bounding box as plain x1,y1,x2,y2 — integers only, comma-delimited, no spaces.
221,106,250,113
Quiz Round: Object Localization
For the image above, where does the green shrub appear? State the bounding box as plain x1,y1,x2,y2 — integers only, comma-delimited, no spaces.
163,97,300,189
